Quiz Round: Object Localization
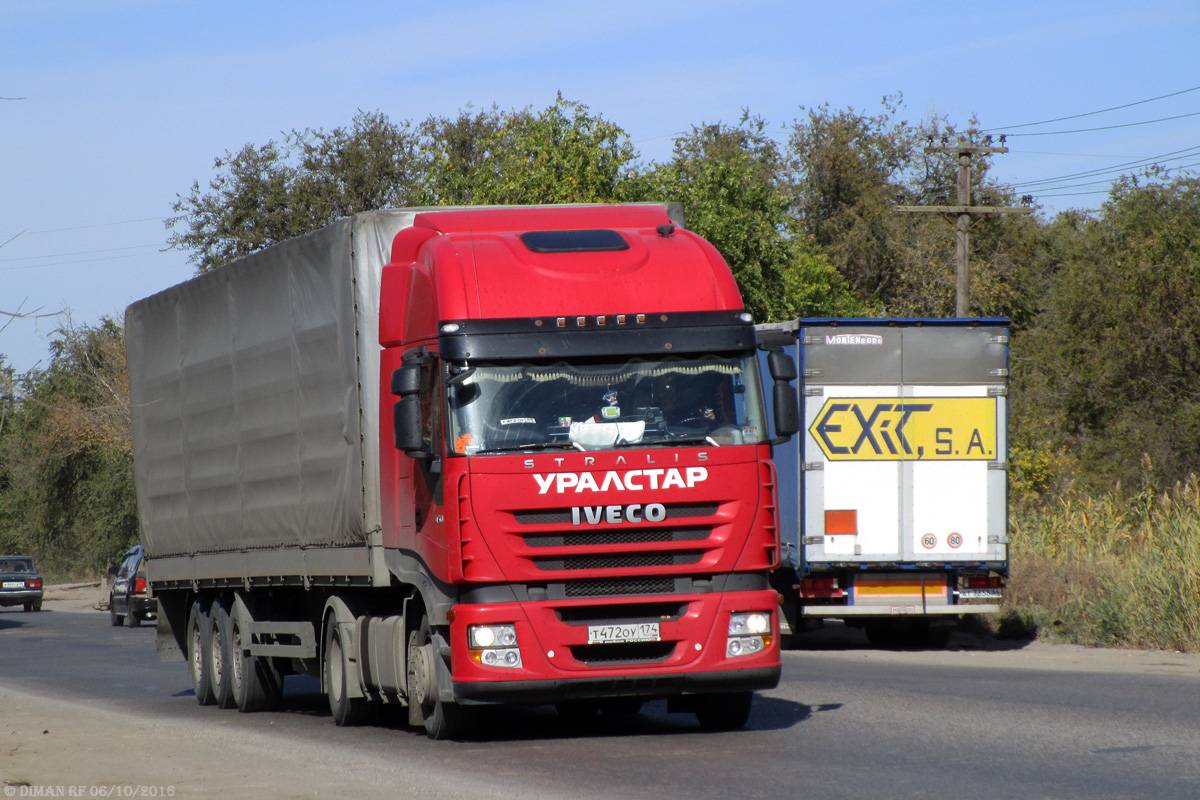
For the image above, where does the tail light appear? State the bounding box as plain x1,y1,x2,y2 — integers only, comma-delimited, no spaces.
134,577,147,593
961,576,1003,589
27,579,42,589
800,577,844,599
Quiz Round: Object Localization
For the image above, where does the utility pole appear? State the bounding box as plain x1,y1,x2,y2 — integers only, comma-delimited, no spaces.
896,140,1033,317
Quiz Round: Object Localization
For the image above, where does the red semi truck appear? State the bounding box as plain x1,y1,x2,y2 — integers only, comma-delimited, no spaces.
127,204,799,738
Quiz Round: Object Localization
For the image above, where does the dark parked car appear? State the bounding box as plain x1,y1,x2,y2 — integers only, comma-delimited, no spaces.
110,545,156,627
0,555,44,612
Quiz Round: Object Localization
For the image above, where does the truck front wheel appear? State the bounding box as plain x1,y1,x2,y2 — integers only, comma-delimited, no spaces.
324,620,368,726
407,615,469,740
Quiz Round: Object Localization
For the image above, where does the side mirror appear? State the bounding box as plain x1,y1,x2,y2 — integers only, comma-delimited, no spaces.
391,365,426,454
773,381,800,439
767,350,800,440
768,350,797,382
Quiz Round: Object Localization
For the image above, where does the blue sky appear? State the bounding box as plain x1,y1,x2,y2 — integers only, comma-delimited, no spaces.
2,0,1199,373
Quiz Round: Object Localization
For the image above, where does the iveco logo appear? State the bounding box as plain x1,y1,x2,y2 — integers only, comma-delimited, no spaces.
572,503,667,526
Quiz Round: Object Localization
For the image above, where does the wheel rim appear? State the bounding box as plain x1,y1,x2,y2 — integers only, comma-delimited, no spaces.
231,625,244,691
190,621,203,685
210,621,223,686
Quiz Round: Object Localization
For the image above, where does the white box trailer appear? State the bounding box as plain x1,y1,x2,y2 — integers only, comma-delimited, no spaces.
758,319,1008,647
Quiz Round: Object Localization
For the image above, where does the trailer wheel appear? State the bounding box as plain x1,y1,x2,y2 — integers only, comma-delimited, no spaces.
209,601,236,709
407,615,468,740
324,619,368,726
187,601,216,706
231,603,282,713
695,691,753,731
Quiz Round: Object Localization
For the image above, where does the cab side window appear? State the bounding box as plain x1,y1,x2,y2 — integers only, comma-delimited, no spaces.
418,361,442,455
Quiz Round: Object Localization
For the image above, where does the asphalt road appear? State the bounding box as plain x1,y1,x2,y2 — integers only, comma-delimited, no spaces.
2,601,1199,799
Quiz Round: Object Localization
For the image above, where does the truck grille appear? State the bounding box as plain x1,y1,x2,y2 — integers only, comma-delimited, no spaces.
564,577,676,597
555,602,687,625
525,527,709,547
569,642,676,666
535,552,702,571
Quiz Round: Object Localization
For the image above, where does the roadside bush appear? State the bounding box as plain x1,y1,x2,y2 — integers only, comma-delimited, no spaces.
1004,474,1200,652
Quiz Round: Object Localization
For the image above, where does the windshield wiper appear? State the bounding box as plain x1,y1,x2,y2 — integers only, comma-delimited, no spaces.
475,442,573,455
613,434,719,448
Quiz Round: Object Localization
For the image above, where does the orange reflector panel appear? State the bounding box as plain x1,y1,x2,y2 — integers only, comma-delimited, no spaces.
825,509,858,535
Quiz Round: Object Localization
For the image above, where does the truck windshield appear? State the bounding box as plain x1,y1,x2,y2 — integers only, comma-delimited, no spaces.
445,354,765,454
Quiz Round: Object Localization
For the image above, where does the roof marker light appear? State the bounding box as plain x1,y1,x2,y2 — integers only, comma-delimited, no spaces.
557,318,567,328
441,323,461,334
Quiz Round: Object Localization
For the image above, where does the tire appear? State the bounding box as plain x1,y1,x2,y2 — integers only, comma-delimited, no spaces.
109,595,122,627
209,601,236,709
231,602,282,713
325,618,369,726
187,601,216,706
695,691,753,731
406,615,469,740
126,606,140,628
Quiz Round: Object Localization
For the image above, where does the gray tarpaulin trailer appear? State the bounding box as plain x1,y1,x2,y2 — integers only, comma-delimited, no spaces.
758,318,1009,648
126,210,421,590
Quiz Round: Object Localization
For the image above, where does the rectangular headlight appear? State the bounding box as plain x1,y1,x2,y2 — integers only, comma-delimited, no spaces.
728,612,771,636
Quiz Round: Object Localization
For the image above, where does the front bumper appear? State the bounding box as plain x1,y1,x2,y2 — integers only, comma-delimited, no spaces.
455,664,779,704
447,588,781,703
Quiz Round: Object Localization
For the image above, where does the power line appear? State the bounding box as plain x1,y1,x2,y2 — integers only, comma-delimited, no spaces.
0,216,166,240
984,84,1200,132
999,110,1200,138
1006,145,1200,189
0,251,168,273
0,244,163,264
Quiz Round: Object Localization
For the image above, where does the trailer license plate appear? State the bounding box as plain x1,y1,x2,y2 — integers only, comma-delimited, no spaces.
587,622,660,644
959,589,1002,599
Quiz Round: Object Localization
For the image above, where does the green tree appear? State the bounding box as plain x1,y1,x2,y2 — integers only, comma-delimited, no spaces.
641,115,864,322
168,111,425,273
1013,174,1200,490
421,96,639,205
787,98,920,305
0,319,136,574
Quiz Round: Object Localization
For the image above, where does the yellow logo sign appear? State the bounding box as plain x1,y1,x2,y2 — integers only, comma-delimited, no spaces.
809,397,997,461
